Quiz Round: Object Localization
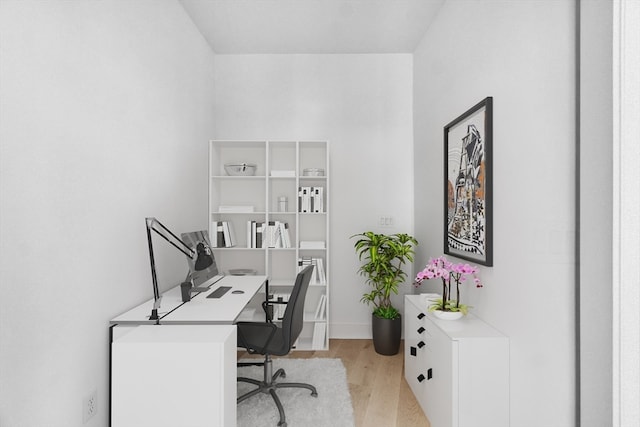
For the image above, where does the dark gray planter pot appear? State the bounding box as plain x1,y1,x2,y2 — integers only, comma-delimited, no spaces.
371,313,402,355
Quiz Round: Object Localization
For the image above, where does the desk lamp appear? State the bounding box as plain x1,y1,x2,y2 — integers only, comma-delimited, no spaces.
145,217,213,322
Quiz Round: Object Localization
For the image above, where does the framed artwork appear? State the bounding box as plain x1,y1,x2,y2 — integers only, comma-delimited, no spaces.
443,97,493,266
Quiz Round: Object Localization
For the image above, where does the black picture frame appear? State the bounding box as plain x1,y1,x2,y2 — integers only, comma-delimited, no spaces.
443,97,493,266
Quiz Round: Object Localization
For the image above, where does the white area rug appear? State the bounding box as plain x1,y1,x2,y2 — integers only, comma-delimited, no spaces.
237,358,355,427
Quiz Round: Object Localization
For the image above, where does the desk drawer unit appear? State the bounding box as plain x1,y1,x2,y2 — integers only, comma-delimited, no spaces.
404,295,509,427
111,324,237,427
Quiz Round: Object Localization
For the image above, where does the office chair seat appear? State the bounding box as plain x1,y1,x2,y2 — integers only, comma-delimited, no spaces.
236,265,318,427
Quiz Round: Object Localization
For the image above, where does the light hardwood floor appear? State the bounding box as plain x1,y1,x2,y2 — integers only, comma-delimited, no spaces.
238,339,430,427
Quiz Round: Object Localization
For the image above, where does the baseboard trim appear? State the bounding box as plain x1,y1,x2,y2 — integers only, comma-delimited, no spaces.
329,323,372,339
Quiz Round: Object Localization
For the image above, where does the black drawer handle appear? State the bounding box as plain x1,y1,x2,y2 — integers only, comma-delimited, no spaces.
417,326,425,334
417,341,425,348
427,368,433,380
417,313,426,319
410,346,417,357
417,374,426,383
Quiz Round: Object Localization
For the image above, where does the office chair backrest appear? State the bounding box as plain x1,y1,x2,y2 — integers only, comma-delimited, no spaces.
281,265,314,349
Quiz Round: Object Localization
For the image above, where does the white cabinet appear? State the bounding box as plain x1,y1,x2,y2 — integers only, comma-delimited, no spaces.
404,295,509,427
209,140,329,350
111,325,237,427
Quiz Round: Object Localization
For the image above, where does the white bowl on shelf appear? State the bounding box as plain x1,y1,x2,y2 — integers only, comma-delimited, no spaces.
224,163,256,176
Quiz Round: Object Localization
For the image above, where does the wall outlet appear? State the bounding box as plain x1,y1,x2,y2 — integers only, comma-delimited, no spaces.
379,216,394,227
83,389,97,423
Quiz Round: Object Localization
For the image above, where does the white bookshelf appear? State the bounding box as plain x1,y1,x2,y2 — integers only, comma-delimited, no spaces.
209,140,330,351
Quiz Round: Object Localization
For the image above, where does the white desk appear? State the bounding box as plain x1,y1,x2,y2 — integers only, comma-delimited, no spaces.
111,325,236,427
109,275,267,427
110,275,267,325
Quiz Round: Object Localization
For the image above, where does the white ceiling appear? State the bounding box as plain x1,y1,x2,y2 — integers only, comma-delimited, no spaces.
178,0,445,54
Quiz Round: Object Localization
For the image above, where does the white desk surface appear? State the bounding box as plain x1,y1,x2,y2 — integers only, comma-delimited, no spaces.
110,275,267,325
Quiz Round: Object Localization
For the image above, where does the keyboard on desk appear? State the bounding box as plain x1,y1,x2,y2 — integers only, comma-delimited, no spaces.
207,286,232,299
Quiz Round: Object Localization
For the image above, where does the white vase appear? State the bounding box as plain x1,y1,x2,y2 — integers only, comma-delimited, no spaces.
432,310,463,321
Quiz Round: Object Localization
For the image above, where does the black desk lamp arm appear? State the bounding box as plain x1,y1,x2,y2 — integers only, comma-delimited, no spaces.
146,218,195,259
145,217,196,322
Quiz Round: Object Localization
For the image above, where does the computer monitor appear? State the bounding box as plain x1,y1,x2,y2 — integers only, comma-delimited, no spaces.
180,230,223,288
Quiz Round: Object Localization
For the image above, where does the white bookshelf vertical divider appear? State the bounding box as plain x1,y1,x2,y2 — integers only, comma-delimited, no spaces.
209,141,329,350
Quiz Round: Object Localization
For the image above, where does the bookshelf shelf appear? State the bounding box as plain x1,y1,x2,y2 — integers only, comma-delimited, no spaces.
209,140,330,351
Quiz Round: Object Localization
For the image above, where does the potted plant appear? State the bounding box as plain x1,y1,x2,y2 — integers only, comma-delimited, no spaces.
414,256,483,320
352,232,418,355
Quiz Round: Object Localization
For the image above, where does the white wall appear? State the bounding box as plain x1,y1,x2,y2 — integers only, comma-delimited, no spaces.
413,1,576,426
579,0,613,425
0,1,215,426
212,54,414,337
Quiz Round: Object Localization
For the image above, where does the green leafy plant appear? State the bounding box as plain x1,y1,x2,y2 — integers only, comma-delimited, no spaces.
352,232,418,319
426,298,471,315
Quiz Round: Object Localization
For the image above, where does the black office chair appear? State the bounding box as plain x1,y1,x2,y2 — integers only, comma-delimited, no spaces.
236,265,318,427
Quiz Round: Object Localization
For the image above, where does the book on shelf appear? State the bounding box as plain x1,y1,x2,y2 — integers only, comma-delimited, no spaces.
246,220,252,248
251,221,256,248
222,221,235,247
246,220,292,249
314,294,327,320
279,222,291,248
311,322,326,350
298,256,326,285
316,258,326,284
256,222,263,249
211,221,236,248
313,187,323,213
298,186,308,213
223,221,234,247
211,221,222,247
229,222,237,247
265,221,279,248
217,222,225,247
298,186,324,213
